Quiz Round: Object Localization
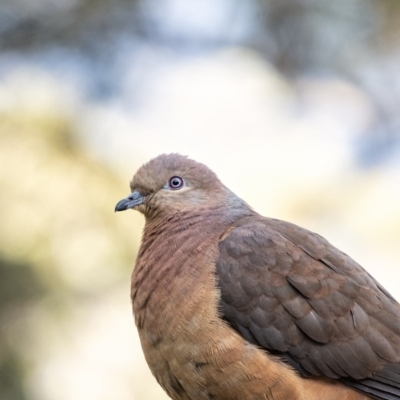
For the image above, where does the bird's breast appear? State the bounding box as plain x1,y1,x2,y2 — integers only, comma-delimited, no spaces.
131,217,225,399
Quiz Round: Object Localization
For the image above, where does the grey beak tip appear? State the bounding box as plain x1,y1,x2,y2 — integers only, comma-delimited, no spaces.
115,198,129,212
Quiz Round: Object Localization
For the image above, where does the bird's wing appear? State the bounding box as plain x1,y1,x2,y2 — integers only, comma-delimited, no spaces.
216,215,400,400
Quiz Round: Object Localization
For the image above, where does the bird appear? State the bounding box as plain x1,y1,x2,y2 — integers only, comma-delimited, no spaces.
115,153,400,400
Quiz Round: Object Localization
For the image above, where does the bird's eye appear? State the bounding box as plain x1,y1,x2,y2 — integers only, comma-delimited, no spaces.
168,176,184,190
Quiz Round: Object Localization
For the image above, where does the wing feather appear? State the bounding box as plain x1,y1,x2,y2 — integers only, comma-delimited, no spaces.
216,215,400,399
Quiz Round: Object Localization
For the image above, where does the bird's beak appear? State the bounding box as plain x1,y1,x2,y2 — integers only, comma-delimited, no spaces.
115,191,144,212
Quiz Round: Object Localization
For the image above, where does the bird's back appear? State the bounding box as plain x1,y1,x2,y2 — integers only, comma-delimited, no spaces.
217,215,400,400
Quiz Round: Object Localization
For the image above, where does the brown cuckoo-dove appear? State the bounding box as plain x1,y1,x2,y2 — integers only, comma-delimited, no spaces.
115,154,400,400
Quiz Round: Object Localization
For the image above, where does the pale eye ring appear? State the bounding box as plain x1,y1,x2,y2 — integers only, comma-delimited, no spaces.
168,176,184,190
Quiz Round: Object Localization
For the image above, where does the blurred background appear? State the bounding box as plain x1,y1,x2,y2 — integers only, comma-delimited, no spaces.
1,0,400,399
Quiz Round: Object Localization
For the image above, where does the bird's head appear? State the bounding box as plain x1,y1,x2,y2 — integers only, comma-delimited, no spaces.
115,154,244,219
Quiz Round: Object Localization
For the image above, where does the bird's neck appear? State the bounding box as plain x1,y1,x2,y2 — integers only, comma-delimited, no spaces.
131,208,250,329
